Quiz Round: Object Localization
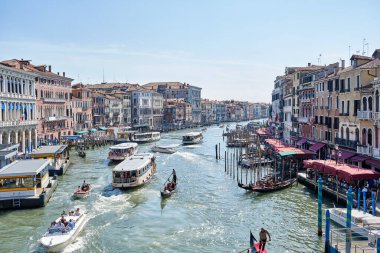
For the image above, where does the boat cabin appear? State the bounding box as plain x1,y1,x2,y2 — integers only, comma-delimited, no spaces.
133,132,161,142
0,159,51,199
182,132,203,144
30,145,70,176
114,131,138,144
108,142,138,161
112,153,156,188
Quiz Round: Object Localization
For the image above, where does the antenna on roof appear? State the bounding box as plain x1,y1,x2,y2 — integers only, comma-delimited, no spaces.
348,45,351,60
318,54,322,65
102,68,105,83
362,38,366,56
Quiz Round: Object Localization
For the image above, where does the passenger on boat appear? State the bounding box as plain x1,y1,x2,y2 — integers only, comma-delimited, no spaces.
81,181,89,191
74,208,80,216
68,219,75,230
259,228,271,252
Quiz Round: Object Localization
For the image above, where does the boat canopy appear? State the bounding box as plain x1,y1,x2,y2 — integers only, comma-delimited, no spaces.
113,153,154,172
303,159,380,183
75,130,88,135
90,128,97,132
62,135,83,140
0,159,50,177
183,132,202,137
109,143,138,150
31,145,68,157
98,127,108,131
256,128,271,136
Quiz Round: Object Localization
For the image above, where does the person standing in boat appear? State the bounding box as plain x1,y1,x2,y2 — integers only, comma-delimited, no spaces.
172,169,177,184
259,227,271,252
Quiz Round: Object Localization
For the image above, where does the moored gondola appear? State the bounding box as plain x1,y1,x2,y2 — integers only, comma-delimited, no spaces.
238,178,296,193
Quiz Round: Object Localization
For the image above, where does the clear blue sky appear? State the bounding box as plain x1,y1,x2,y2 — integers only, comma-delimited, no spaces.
0,0,379,102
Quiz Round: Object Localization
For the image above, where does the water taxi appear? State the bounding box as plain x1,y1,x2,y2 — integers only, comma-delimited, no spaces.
112,153,157,189
108,143,138,161
328,208,380,237
40,210,88,252
151,144,177,154
30,145,70,176
133,132,161,143
0,159,58,209
73,183,92,199
113,130,138,144
182,132,203,145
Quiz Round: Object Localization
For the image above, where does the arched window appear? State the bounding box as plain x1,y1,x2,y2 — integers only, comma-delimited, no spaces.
346,127,350,140
369,96,373,111
0,75,3,92
376,91,379,112
341,127,344,138
363,97,368,111
368,129,373,146
362,128,367,145
355,128,360,142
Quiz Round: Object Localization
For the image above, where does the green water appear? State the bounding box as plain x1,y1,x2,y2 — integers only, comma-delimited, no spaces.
0,124,334,252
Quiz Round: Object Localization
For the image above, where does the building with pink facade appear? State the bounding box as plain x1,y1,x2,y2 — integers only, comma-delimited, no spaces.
72,83,93,132
2,60,73,144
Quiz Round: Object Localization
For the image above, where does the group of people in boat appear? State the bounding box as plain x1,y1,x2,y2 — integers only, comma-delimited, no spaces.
78,180,90,192
48,208,81,233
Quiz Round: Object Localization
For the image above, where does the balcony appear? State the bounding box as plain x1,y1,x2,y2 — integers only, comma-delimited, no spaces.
298,117,309,123
357,145,373,156
290,131,299,137
301,98,311,103
334,137,358,150
373,148,380,159
357,110,372,120
0,120,37,127
43,98,66,103
45,116,68,122
374,112,380,121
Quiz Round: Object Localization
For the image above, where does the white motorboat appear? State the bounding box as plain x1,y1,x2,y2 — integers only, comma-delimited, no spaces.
112,153,157,189
151,145,177,154
108,142,138,161
40,212,88,252
133,132,161,143
182,132,203,145
328,208,380,237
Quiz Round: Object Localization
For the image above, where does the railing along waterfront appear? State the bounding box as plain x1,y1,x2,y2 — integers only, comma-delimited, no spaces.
334,137,358,150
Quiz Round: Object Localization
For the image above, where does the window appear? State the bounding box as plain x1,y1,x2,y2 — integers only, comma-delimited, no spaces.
340,79,345,92
347,78,351,91
346,100,350,115
336,96,339,109
341,101,344,114
335,79,339,91
356,76,360,88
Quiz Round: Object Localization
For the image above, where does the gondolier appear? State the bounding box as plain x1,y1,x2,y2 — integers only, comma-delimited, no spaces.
173,169,177,183
259,228,271,252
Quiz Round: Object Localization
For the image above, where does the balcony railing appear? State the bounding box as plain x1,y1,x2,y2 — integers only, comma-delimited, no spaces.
334,137,358,150
43,98,66,103
0,120,37,127
357,110,372,120
373,147,380,159
373,112,380,120
298,117,309,123
290,131,299,137
357,145,373,156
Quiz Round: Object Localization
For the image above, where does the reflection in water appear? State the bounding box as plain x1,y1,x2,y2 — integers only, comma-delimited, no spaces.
0,122,334,253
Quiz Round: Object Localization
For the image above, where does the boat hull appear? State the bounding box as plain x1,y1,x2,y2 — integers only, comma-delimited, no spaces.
160,190,174,198
151,147,176,154
112,168,155,189
40,214,88,252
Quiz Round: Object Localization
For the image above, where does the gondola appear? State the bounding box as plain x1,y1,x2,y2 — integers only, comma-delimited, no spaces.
238,178,296,193
77,150,86,158
160,170,177,198
251,178,296,193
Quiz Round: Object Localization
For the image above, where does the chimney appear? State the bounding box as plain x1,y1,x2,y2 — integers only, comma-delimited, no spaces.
48,65,51,72
308,63,311,67
63,72,65,77
341,60,345,69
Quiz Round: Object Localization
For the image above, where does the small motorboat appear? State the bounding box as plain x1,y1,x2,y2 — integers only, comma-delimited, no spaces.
73,184,92,199
151,145,177,154
77,149,86,158
40,211,88,252
160,170,177,198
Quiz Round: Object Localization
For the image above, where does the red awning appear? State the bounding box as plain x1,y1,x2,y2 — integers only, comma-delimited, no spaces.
338,150,356,160
303,159,380,183
351,155,370,163
365,159,380,168
309,142,326,152
296,138,307,146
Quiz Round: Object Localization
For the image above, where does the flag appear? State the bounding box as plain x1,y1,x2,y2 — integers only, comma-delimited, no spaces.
250,230,257,248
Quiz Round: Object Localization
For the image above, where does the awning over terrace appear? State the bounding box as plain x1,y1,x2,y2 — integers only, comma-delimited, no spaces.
256,128,271,136
309,142,326,152
265,138,314,157
303,159,380,183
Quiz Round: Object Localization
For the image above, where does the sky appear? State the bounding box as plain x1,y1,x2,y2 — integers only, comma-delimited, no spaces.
0,0,379,103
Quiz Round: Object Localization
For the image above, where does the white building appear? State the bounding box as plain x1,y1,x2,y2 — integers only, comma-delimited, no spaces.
0,63,38,153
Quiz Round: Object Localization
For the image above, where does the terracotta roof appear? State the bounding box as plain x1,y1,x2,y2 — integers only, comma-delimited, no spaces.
358,58,380,69
337,66,354,74
350,54,373,61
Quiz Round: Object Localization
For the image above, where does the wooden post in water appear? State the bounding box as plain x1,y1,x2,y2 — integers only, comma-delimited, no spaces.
218,143,221,159
233,152,235,179
215,144,218,160
230,153,233,176
317,177,323,236
225,151,227,172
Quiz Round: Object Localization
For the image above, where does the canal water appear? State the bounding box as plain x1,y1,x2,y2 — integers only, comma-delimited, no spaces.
0,124,335,253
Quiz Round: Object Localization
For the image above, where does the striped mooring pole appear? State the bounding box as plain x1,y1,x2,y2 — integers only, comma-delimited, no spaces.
317,177,323,236
363,187,368,214
345,186,353,253
372,191,376,217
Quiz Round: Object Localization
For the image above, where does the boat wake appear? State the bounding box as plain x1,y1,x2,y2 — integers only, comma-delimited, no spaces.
175,151,199,160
